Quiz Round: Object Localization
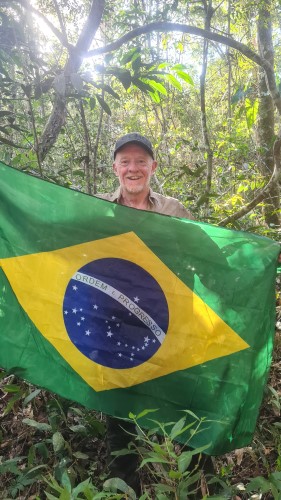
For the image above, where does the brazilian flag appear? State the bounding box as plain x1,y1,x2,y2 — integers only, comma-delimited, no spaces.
0,162,279,454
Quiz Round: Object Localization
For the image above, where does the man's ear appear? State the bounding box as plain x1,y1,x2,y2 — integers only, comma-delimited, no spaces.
151,160,158,174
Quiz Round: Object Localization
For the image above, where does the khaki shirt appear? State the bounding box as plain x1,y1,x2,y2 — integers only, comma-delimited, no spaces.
97,187,194,219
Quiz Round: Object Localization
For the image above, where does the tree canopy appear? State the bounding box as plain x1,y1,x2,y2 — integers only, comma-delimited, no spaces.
0,0,280,234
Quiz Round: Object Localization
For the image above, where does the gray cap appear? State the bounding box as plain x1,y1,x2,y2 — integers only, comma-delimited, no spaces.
114,132,154,159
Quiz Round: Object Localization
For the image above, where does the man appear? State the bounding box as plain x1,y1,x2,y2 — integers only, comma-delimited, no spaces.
99,132,194,218
98,132,195,492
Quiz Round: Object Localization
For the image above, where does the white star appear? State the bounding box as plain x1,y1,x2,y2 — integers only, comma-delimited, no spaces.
72,285,78,291
117,341,121,346
79,308,83,311
107,331,113,337
118,353,122,357
64,310,68,315
144,343,148,347
134,296,140,303
81,317,85,321
137,348,140,351
85,330,91,336
107,325,111,330
132,346,135,350
93,304,98,310
130,358,133,361
117,323,120,327
105,320,108,323
131,353,135,357
77,322,81,326
142,346,145,350
125,344,128,347
112,316,116,320
144,336,150,342
72,308,77,314
152,339,156,343
129,313,132,316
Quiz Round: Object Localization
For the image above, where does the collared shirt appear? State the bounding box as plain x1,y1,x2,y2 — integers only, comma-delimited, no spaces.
97,187,194,220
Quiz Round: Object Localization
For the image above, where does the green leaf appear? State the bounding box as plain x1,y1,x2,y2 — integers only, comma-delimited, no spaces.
171,63,187,70
0,457,23,475
69,424,87,433
151,483,174,493
245,98,258,128
95,94,111,115
22,418,52,432
246,476,271,493
178,451,192,473
116,70,131,90
170,417,186,440
61,470,72,492
72,478,95,495
140,456,170,467
148,91,160,103
175,70,194,85
145,79,167,95
132,55,142,72
28,444,36,467
132,77,154,93
136,408,158,419
169,469,182,479
165,74,182,91
3,392,23,415
52,431,65,453
99,84,120,100
73,451,89,459
103,477,136,498
120,47,140,65
182,410,201,421
1,383,22,393
158,62,170,69
35,442,49,460
23,388,41,406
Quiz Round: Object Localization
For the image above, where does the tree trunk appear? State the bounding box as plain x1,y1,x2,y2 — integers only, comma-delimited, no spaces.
257,0,280,227
37,0,105,164
197,0,214,208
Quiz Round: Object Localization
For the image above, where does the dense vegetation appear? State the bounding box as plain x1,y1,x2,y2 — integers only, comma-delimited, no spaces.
0,0,280,498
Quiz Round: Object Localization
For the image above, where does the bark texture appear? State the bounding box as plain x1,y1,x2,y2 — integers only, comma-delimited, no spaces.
257,0,280,226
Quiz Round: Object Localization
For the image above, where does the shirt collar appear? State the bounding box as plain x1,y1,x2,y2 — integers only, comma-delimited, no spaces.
109,187,159,207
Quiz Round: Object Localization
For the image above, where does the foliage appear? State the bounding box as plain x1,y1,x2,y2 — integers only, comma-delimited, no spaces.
0,0,280,231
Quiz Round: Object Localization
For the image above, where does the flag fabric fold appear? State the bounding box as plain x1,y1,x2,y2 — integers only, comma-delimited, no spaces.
0,162,279,454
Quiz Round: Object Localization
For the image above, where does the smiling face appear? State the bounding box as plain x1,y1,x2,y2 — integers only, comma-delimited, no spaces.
113,144,157,197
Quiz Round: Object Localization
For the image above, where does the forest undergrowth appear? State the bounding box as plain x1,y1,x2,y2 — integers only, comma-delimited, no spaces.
0,277,280,500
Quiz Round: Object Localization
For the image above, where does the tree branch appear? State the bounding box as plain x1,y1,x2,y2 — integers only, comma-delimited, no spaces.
37,0,105,163
3,0,72,50
85,22,281,114
218,138,281,226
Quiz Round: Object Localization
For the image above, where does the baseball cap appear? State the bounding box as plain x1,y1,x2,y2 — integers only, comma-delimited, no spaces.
114,132,154,159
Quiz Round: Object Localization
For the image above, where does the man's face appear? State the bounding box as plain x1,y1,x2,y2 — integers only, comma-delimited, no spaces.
113,144,157,196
